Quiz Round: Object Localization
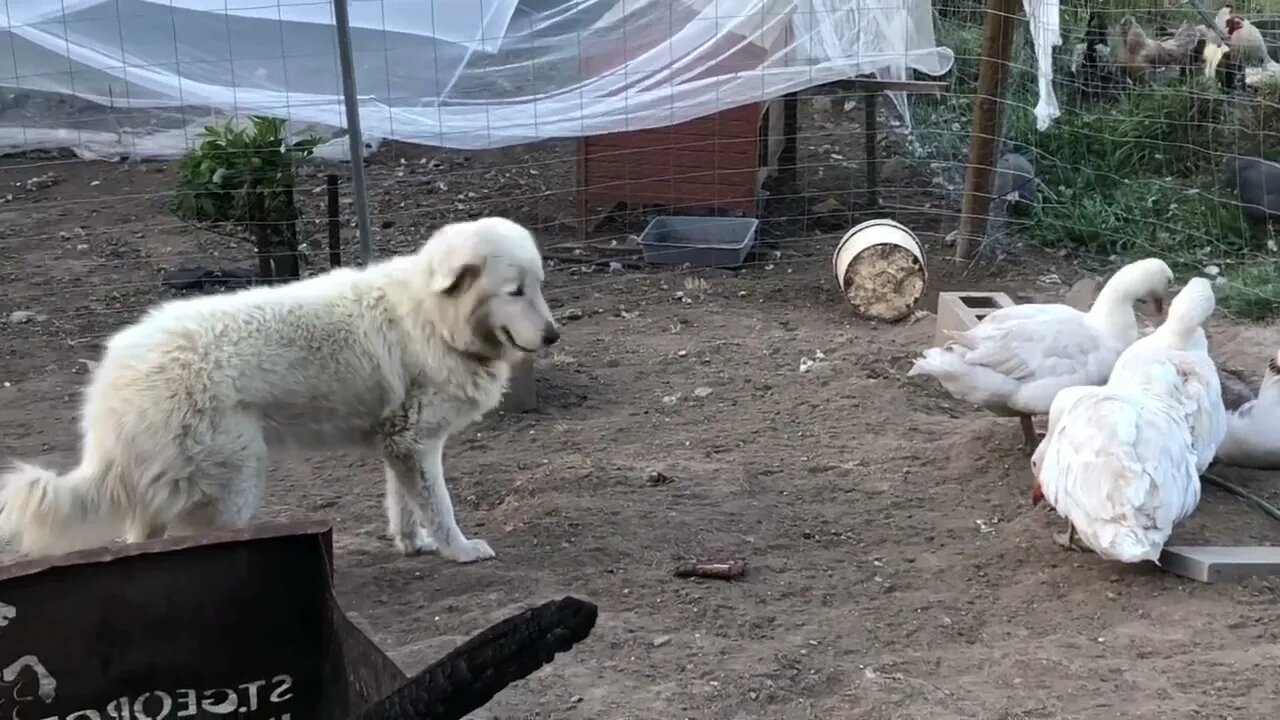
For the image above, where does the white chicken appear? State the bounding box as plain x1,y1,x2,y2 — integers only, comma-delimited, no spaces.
1029,279,1220,562
1216,6,1278,90
908,258,1175,454
1216,349,1280,468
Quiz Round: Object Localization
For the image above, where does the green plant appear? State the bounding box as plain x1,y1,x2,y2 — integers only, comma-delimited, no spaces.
910,6,1280,318
173,115,320,281
1235,84,1280,159
1215,263,1280,321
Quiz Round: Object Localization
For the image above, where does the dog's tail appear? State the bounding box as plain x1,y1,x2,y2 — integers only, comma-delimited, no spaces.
0,459,127,555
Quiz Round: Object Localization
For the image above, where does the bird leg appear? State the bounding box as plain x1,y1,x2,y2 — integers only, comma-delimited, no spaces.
1052,521,1086,552
1019,414,1041,456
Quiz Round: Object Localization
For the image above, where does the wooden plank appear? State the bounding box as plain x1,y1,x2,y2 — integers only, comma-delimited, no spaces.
583,145,760,164
582,188,757,206
576,138,590,243
582,184,755,201
582,191,756,214
582,164,759,186
578,96,767,223
585,136,761,152
777,93,799,186
605,105,761,126
582,167,758,186
586,123,764,143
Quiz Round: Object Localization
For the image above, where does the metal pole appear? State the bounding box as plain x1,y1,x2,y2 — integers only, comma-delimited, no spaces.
331,0,373,265
326,173,342,267
954,0,1021,261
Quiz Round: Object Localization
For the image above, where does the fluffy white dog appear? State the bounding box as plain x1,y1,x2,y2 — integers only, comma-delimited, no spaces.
0,216,559,562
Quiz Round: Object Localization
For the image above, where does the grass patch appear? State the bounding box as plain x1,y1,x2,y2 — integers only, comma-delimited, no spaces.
907,6,1280,320
1216,264,1280,322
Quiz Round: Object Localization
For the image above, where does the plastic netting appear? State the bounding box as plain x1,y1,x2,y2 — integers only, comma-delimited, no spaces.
1,0,955,158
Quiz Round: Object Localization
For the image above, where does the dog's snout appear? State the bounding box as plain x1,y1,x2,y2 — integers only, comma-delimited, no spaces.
542,325,561,346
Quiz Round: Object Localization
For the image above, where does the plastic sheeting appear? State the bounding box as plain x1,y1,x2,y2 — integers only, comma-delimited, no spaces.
0,0,955,159
1022,0,1062,130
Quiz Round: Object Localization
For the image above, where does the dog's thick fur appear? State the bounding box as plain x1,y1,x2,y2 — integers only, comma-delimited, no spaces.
0,216,558,561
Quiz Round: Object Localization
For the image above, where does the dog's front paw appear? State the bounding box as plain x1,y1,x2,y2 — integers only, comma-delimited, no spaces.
393,528,438,556
439,537,495,563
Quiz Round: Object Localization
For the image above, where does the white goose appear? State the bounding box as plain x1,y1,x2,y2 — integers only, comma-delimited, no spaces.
1106,278,1227,474
1029,279,1220,562
1216,349,1280,469
908,258,1175,453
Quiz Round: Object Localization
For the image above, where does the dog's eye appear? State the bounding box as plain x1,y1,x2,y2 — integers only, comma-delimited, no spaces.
509,287,525,297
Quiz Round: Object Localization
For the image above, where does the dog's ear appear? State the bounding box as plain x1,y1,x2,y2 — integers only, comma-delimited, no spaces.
432,262,483,296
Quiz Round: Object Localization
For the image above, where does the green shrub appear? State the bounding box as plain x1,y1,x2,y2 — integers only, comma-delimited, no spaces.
173,115,320,282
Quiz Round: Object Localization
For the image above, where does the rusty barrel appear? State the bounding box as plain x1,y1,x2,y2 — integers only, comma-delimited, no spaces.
0,521,405,720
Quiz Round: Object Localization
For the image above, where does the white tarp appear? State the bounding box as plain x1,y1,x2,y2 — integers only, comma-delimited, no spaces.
0,0,955,159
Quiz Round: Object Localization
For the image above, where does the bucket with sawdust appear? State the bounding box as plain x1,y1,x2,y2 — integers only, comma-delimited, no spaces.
831,218,927,322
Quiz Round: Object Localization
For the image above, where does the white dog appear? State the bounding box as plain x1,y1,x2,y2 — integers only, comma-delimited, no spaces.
0,216,559,562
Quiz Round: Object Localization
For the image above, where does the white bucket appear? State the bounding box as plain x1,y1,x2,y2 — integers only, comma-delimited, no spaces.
832,218,928,322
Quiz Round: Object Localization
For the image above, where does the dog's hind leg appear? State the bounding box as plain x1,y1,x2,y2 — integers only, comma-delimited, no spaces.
384,466,437,554
204,446,267,531
382,435,494,563
174,418,268,534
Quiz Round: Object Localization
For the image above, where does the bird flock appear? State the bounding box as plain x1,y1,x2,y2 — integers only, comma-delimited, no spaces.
910,260,1274,564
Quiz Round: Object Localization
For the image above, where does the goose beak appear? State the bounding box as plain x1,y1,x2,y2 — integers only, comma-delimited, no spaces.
1152,294,1167,317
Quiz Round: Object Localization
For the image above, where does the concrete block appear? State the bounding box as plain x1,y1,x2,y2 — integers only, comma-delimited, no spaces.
1159,545,1280,583
934,291,1015,346
499,355,537,413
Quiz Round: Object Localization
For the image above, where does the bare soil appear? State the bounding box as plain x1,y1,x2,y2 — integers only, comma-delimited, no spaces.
3,117,1280,719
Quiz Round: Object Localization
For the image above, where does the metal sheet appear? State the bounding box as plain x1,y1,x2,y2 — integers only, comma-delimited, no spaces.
0,521,407,720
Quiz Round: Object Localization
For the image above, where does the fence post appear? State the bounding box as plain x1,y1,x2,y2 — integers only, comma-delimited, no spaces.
331,0,374,265
954,0,1022,261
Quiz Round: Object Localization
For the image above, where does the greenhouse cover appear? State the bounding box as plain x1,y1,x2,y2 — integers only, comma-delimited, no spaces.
0,0,957,159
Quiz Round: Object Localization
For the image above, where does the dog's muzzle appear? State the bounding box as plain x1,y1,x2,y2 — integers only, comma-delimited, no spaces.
542,324,560,347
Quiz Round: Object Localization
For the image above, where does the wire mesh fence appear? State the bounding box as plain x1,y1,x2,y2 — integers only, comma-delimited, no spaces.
3,0,1277,413
920,0,1280,319
0,0,959,367
6,3,1280,716
2,0,1277,391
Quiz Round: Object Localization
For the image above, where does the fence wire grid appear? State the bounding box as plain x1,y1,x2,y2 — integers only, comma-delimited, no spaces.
4,2,1280,718
0,0,1276,392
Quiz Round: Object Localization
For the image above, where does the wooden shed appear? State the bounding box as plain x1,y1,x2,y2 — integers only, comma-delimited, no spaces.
576,3,794,227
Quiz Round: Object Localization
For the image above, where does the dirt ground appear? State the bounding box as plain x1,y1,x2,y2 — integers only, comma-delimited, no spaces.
3,116,1280,719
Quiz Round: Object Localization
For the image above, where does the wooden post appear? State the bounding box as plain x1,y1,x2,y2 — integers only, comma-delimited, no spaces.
249,186,274,283
863,89,879,209
778,92,799,187
954,0,1022,261
845,78,945,212
326,174,342,268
